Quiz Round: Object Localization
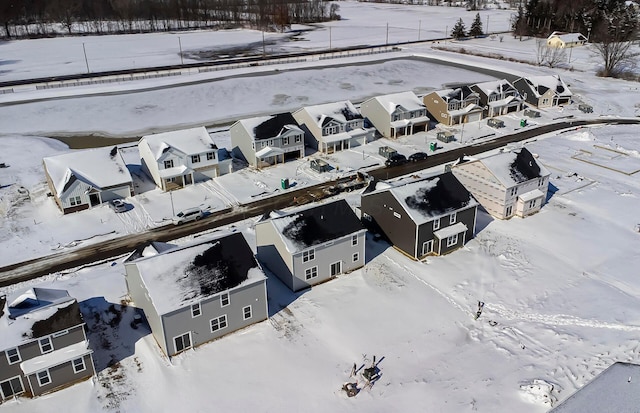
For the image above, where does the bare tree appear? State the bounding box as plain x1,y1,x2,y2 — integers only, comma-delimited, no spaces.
535,38,567,67
591,38,639,77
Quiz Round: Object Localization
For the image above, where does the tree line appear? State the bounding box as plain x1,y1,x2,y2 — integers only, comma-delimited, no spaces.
0,0,341,39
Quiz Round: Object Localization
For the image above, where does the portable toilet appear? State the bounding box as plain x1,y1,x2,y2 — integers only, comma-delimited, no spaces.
281,178,290,189
429,141,437,152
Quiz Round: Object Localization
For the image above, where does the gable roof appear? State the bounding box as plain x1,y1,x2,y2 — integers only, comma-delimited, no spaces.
267,199,365,253
437,86,479,102
365,172,477,225
550,362,640,412
43,146,133,196
547,31,587,43
368,91,425,114
473,79,519,97
253,113,302,141
130,232,264,315
0,288,83,350
141,126,217,160
519,75,572,99
477,147,550,187
296,100,363,128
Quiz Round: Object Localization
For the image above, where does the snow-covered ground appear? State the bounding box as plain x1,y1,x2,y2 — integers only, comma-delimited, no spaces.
2,2,640,412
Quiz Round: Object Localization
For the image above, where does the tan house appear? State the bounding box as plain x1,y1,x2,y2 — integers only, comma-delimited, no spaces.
513,75,572,108
451,147,550,219
546,31,587,48
423,86,483,126
360,91,430,138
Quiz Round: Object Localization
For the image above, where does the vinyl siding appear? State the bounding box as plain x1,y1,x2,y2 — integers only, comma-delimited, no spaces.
360,98,392,138
256,220,295,290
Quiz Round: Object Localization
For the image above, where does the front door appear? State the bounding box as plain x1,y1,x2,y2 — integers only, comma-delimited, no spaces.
174,332,192,354
184,174,192,186
89,193,100,206
330,261,342,276
422,240,434,256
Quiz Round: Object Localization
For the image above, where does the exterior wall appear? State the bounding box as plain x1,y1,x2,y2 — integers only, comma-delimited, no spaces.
292,109,323,146
26,353,94,397
415,206,476,257
452,162,509,219
138,140,162,188
361,191,418,258
514,79,538,107
290,231,366,292
360,98,392,138
255,220,295,290
423,92,451,126
512,176,549,217
124,262,169,355
60,180,91,212
229,122,257,166
161,279,267,356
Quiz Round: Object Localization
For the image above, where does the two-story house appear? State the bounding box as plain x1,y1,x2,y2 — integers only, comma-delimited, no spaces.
0,288,95,402
292,100,374,154
256,199,366,292
422,86,483,126
139,126,232,192
124,232,268,357
471,80,524,118
229,113,305,168
360,172,478,259
451,147,550,219
360,91,430,139
43,147,134,214
513,75,572,108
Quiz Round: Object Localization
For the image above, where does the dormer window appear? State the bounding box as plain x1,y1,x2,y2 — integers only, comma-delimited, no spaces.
164,160,174,169
207,152,215,160
191,154,201,164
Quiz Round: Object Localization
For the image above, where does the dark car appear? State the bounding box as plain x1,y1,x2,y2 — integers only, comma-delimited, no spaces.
408,152,428,162
385,154,407,167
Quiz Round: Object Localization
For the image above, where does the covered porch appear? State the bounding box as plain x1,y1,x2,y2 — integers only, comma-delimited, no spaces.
159,165,193,192
390,116,430,138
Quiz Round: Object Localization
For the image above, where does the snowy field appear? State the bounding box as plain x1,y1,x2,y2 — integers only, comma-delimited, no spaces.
2,1,640,412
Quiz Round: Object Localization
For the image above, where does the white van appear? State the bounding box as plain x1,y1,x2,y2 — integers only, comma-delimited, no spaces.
172,207,204,225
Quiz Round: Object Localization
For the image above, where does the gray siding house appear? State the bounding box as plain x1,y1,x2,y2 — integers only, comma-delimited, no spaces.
451,147,550,220
423,86,483,126
230,113,305,168
471,80,524,118
513,75,572,108
256,199,367,292
0,288,95,402
360,91,430,138
360,172,478,259
124,232,268,357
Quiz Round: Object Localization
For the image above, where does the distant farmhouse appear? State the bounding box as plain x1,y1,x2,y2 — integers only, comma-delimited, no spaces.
139,126,232,192
451,147,550,220
360,172,478,259
423,86,483,126
0,288,95,401
43,146,133,214
546,31,588,48
124,233,268,357
292,100,374,154
360,91,430,139
256,199,366,292
471,80,524,118
514,75,572,108
230,113,305,168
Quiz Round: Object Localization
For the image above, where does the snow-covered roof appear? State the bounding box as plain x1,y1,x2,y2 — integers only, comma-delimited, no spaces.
547,32,587,43
297,100,362,128
43,146,133,196
0,288,81,350
367,172,477,225
267,199,365,253
369,91,425,114
520,75,572,99
473,79,518,97
478,147,550,187
436,86,479,102
550,362,640,412
237,113,303,141
141,126,218,159
131,232,265,315
21,341,92,375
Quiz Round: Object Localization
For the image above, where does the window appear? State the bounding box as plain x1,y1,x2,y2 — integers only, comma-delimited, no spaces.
52,330,69,338
302,249,315,263
163,159,174,169
267,140,273,147
422,240,434,255
538,178,545,186
295,136,302,143
352,252,359,262
449,212,456,224
39,337,53,354
305,266,318,280
69,196,82,206
220,293,230,307
351,234,358,246
506,205,513,216
282,137,289,145
6,348,20,365
324,126,337,135
191,154,201,163
433,219,440,231
0,376,24,399
510,187,517,196
210,315,228,332
393,211,401,219
446,234,458,248
528,199,537,209
37,370,51,387
207,152,215,160
243,305,252,320
191,303,201,318
174,332,192,353
72,357,86,374
330,261,342,276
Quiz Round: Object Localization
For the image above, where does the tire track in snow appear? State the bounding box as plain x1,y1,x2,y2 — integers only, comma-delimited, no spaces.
202,180,239,206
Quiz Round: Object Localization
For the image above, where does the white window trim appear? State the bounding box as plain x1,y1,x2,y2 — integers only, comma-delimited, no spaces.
446,234,459,248
330,261,343,276
5,348,21,365
210,315,228,333
36,370,51,387
433,219,440,231
0,375,25,399
191,303,201,318
173,332,192,354
449,212,456,225
220,293,230,307
353,252,359,262
38,337,53,354
351,234,358,246
52,329,69,338
302,249,315,263
72,357,87,374
305,266,318,280
422,240,434,255
243,305,252,320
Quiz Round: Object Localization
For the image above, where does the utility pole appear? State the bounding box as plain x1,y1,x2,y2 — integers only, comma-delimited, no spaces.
486,15,489,35
262,31,266,57
82,43,90,73
178,36,184,65
169,191,175,216
418,20,421,41
329,26,332,50
386,23,389,45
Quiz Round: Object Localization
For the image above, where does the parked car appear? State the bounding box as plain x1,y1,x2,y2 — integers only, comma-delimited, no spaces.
408,152,428,162
109,199,128,213
385,154,407,167
172,207,204,225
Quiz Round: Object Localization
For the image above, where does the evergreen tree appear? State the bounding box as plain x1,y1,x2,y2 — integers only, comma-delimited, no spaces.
469,13,483,37
451,18,467,39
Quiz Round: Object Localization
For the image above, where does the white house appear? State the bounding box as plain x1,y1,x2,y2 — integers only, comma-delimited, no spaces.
139,126,232,191
43,146,133,214
360,91,430,139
